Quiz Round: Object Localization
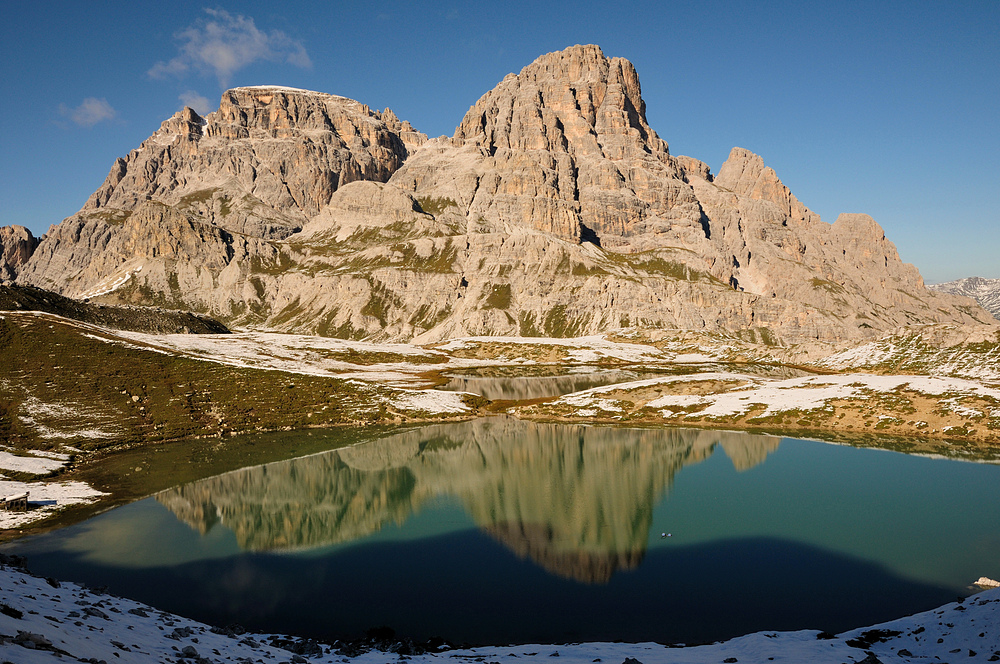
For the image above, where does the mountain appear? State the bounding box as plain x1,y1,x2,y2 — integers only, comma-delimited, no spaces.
8,46,994,344
0,225,39,282
928,277,1000,321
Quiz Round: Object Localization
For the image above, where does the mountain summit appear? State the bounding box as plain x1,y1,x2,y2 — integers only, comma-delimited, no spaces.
8,46,994,344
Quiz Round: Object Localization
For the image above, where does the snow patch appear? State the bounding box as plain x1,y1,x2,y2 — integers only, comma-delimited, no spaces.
392,390,469,414
0,451,67,475
553,371,1000,421
0,479,105,529
78,265,143,299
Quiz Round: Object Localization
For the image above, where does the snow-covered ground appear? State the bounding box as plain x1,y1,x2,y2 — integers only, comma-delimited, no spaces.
0,450,68,476
1,561,998,663
0,480,105,530
543,371,1000,435
112,330,692,387
816,329,1000,383
391,389,471,414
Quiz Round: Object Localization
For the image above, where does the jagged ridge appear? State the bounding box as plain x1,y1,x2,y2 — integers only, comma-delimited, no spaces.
6,45,995,346
929,277,1000,321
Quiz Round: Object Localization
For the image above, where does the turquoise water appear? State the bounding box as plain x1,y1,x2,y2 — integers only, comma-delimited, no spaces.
6,417,1000,644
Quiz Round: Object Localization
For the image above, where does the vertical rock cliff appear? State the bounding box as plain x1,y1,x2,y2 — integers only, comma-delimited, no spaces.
0,226,39,282
10,46,993,344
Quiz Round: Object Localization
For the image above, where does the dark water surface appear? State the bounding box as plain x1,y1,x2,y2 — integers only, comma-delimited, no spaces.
6,417,1000,645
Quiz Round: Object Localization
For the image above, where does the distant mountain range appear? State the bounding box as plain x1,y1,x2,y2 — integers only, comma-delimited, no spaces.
1,45,995,344
929,277,1000,321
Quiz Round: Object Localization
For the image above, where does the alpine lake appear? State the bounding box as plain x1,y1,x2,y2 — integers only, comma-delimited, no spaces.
5,366,1000,647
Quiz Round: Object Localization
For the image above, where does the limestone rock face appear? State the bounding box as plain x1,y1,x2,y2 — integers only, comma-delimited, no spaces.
713,147,820,228
392,44,701,245
86,87,424,227
929,277,1000,321
14,46,994,346
17,86,426,307
0,225,39,281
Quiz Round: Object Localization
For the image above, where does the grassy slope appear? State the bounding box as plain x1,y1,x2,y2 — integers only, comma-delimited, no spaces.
0,313,385,451
0,285,230,334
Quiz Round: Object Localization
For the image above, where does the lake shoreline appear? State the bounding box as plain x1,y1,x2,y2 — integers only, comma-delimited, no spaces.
4,408,1000,543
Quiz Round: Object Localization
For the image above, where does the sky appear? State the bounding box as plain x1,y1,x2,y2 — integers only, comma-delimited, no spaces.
1,0,997,284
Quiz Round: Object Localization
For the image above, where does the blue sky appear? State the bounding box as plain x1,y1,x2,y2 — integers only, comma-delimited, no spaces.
1,0,997,283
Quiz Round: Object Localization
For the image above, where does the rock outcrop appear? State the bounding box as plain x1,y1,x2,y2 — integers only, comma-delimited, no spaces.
0,225,39,282
16,86,426,294
0,284,228,334
391,44,689,243
928,277,1000,321
11,46,995,345
86,87,425,224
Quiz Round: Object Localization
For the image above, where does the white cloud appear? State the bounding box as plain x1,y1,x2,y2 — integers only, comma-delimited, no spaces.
149,8,311,87
179,90,214,115
59,98,117,127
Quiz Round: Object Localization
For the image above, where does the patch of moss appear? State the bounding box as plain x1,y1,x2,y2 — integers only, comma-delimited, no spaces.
572,262,610,276
518,312,541,337
249,251,294,276
270,297,304,327
178,188,220,207
416,196,458,216
603,251,723,284
408,303,452,330
541,305,588,337
86,209,132,225
324,348,447,365
811,278,847,293
360,279,402,327
736,327,780,347
460,394,491,410
340,239,458,274
484,284,512,310
249,277,266,301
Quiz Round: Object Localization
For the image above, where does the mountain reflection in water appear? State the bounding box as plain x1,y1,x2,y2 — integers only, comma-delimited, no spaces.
438,365,809,401
439,370,662,400
156,418,779,583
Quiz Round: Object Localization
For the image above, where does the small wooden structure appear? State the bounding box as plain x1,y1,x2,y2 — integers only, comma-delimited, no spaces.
1,492,28,511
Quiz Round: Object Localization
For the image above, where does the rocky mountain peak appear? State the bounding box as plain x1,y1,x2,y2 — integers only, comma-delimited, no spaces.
10,45,995,346
455,44,669,163
211,86,371,139
81,85,426,225
715,147,820,227
392,45,688,244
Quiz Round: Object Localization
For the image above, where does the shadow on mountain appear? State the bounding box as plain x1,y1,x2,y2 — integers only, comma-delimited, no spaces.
156,418,781,582
21,534,959,647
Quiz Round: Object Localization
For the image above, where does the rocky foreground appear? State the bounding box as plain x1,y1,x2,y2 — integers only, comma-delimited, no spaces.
1,556,999,664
